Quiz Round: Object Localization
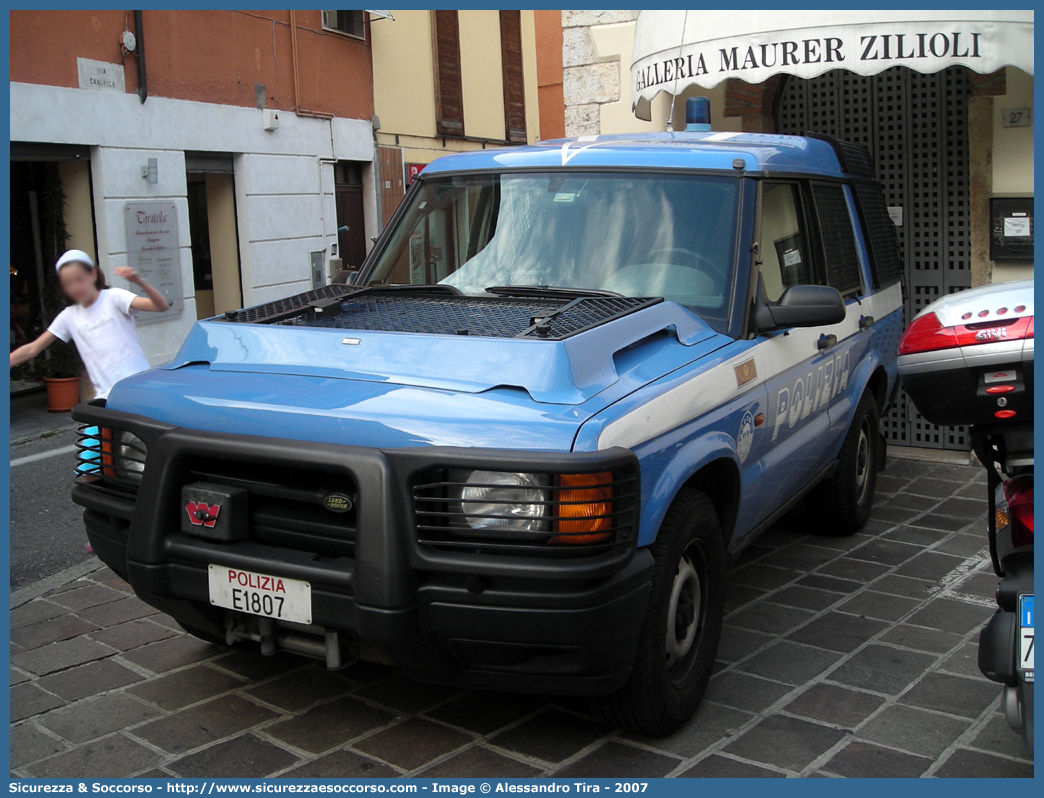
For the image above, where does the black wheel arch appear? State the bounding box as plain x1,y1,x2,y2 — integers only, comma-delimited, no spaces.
866,365,890,414
683,457,740,548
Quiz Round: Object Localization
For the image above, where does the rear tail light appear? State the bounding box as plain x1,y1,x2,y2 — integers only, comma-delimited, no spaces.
997,475,1034,549
899,312,1034,356
898,312,957,355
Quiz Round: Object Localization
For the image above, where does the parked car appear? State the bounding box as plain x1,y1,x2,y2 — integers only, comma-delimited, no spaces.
72,130,904,735
898,279,1034,749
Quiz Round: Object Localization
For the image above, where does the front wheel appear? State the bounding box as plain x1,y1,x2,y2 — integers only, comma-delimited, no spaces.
592,488,725,736
177,620,229,648
1003,681,1035,751
809,390,880,536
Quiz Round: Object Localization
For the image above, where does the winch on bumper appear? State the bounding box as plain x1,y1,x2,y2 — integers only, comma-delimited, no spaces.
70,403,650,696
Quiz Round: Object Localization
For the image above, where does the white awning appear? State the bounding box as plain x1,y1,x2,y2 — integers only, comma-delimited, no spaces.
631,10,1034,115
365,10,394,21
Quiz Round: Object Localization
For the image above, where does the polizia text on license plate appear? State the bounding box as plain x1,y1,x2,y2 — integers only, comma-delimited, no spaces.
208,565,312,625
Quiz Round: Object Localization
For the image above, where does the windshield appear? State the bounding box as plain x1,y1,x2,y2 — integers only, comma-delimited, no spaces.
364,171,740,330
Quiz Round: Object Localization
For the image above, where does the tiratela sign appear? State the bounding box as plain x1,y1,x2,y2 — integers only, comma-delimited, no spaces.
123,202,184,323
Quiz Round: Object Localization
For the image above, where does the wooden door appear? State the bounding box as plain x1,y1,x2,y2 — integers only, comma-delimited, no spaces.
335,186,367,270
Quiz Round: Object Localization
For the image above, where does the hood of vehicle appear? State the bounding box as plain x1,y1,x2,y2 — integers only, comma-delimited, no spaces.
158,300,717,405
109,303,728,451
108,368,597,450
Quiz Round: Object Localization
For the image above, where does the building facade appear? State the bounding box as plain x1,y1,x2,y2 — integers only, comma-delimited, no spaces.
370,10,540,225
11,10,379,368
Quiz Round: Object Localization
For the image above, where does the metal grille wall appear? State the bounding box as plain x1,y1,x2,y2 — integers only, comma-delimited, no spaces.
777,66,973,450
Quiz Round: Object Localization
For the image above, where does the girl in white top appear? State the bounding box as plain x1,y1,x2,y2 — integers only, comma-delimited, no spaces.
10,249,170,400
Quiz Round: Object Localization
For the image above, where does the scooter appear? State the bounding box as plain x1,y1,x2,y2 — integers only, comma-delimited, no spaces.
897,279,1033,750
974,422,1034,750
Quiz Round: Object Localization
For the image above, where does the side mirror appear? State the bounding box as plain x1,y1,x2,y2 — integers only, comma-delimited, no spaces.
754,285,846,332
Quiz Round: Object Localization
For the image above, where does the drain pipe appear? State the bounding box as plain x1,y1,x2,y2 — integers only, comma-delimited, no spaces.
133,10,147,103
289,10,333,120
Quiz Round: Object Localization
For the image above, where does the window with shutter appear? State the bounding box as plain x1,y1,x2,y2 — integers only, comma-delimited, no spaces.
499,10,527,144
433,11,464,137
322,10,366,39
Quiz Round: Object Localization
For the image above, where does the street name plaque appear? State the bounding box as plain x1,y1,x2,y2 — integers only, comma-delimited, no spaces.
76,58,126,93
123,202,184,323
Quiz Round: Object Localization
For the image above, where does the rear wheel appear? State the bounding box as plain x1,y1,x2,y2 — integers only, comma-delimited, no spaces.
592,488,725,735
809,391,880,536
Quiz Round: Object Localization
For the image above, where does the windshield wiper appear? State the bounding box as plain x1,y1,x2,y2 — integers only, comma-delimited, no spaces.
485,285,624,300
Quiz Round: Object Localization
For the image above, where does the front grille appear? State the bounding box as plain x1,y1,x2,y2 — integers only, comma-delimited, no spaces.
188,461,357,558
413,468,639,554
75,425,144,498
222,285,659,341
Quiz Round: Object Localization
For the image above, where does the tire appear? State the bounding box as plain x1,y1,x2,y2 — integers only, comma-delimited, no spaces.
177,621,228,648
592,488,725,736
809,390,880,536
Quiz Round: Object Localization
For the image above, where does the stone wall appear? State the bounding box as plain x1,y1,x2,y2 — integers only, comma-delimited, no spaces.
561,10,639,136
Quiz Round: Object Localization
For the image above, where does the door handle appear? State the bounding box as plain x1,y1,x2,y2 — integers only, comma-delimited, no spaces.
859,315,875,329
817,333,837,350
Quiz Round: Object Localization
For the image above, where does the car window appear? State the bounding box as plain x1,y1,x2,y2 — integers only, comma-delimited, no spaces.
810,182,863,297
759,182,813,302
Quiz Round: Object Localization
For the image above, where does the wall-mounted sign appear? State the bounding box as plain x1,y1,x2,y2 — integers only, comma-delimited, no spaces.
887,206,903,227
311,251,325,289
989,197,1034,261
77,58,125,93
1001,107,1032,128
406,163,426,184
123,202,183,323
630,11,1033,111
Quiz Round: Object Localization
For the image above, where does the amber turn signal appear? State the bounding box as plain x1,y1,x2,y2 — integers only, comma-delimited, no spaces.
995,508,1010,531
550,471,613,544
100,427,116,478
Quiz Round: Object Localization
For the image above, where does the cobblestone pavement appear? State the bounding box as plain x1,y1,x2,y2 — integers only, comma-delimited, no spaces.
10,458,1034,778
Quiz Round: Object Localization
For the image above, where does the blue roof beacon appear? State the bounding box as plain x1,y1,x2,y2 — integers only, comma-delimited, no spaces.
685,96,712,131
72,129,904,736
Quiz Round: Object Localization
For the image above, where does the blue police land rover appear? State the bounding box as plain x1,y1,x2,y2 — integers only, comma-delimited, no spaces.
72,129,904,735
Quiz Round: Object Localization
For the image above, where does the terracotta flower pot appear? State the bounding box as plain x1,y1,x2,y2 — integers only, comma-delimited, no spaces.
43,377,82,413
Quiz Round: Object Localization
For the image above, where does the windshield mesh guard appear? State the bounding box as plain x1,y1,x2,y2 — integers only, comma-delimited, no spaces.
221,286,661,341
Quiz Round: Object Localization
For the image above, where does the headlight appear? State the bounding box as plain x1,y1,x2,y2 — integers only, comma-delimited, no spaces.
84,427,147,484
415,468,621,548
117,432,147,479
450,470,550,536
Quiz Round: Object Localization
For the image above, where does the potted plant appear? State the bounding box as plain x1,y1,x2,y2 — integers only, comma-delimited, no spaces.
38,338,84,412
